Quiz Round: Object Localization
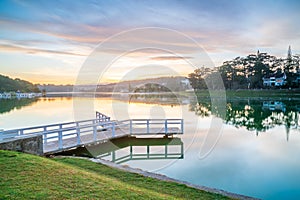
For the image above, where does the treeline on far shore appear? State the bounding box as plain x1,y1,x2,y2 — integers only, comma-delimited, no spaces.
0,74,40,93
188,48,300,90
191,89,300,98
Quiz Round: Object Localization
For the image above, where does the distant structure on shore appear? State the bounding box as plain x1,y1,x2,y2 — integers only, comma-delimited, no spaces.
0,91,42,99
262,45,299,88
262,73,287,87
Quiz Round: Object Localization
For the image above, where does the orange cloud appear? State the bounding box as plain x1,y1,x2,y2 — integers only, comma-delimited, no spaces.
150,56,193,61
0,44,85,56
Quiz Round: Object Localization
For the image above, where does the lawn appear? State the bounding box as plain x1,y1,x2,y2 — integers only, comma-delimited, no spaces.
185,89,300,99
0,150,231,199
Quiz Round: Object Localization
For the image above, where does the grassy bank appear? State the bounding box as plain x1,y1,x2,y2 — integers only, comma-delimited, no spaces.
0,150,230,199
189,89,300,99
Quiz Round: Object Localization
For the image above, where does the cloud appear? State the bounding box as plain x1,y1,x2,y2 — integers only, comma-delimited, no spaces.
1,0,300,84
0,44,85,56
150,56,193,61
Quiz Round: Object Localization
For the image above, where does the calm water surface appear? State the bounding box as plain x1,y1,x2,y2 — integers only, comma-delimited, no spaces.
1,96,300,199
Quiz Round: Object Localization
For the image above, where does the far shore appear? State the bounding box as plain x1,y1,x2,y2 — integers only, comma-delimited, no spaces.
42,89,300,99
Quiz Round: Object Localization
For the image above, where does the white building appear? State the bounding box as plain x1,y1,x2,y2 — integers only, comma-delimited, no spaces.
180,78,190,86
263,73,287,87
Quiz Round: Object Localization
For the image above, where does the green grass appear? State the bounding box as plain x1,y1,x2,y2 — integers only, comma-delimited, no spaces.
0,150,231,199
187,89,300,99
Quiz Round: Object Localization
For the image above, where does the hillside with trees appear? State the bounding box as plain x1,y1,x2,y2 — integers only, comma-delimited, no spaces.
0,74,40,93
188,46,300,90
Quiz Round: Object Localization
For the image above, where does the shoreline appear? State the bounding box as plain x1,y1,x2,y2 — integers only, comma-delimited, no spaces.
57,155,259,200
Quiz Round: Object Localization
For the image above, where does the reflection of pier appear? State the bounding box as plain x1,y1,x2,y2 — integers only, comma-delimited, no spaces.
262,101,286,112
108,138,184,164
60,137,184,164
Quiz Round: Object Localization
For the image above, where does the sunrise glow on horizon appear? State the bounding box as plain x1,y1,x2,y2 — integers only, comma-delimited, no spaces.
1,0,300,84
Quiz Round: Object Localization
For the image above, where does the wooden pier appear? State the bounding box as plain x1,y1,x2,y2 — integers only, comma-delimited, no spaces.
0,112,183,154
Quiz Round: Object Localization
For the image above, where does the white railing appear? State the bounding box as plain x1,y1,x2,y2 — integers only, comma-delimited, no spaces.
107,141,184,164
96,111,111,122
0,118,100,141
118,119,184,135
42,120,118,151
0,115,184,153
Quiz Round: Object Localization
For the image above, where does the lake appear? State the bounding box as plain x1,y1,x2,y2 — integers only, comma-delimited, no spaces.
1,94,300,199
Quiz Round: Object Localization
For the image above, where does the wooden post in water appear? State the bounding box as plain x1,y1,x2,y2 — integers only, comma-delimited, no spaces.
147,145,150,158
165,144,167,158
112,151,116,162
181,143,184,158
164,119,168,135
181,119,184,133
130,120,133,135
147,119,150,134
130,145,133,159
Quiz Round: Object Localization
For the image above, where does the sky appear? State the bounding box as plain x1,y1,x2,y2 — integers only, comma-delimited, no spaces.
0,0,300,84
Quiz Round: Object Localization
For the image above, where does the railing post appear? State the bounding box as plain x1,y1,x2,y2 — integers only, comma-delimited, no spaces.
43,127,47,143
43,132,46,145
130,120,133,135
147,120,150,134
74,122,80,145
112,122,115,137
180,143,184,158
181,119,184,134
147,145,150,158
76,129,80,146
112,151,116,162
93,125,97,141
58,125,63,149
164,119,168,134
19,129,24,136
165,145,168,158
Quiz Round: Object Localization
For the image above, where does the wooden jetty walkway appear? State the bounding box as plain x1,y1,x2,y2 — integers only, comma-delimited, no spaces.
0,112,183,154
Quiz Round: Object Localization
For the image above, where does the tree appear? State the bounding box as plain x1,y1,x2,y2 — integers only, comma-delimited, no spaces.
188,68,208,90
251,62,268,88
187,48,300,90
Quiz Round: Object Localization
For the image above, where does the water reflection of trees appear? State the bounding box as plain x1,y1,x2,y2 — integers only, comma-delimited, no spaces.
129,94,181,106
190,98,300,139
0,98,38,114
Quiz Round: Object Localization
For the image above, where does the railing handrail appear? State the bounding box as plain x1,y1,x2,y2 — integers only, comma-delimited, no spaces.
0,118,182,136
131,119,182,121
118,119,182,123
42,121,118,134
0,118,104,135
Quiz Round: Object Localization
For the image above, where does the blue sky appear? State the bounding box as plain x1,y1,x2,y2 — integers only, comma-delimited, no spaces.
0,0,299,84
